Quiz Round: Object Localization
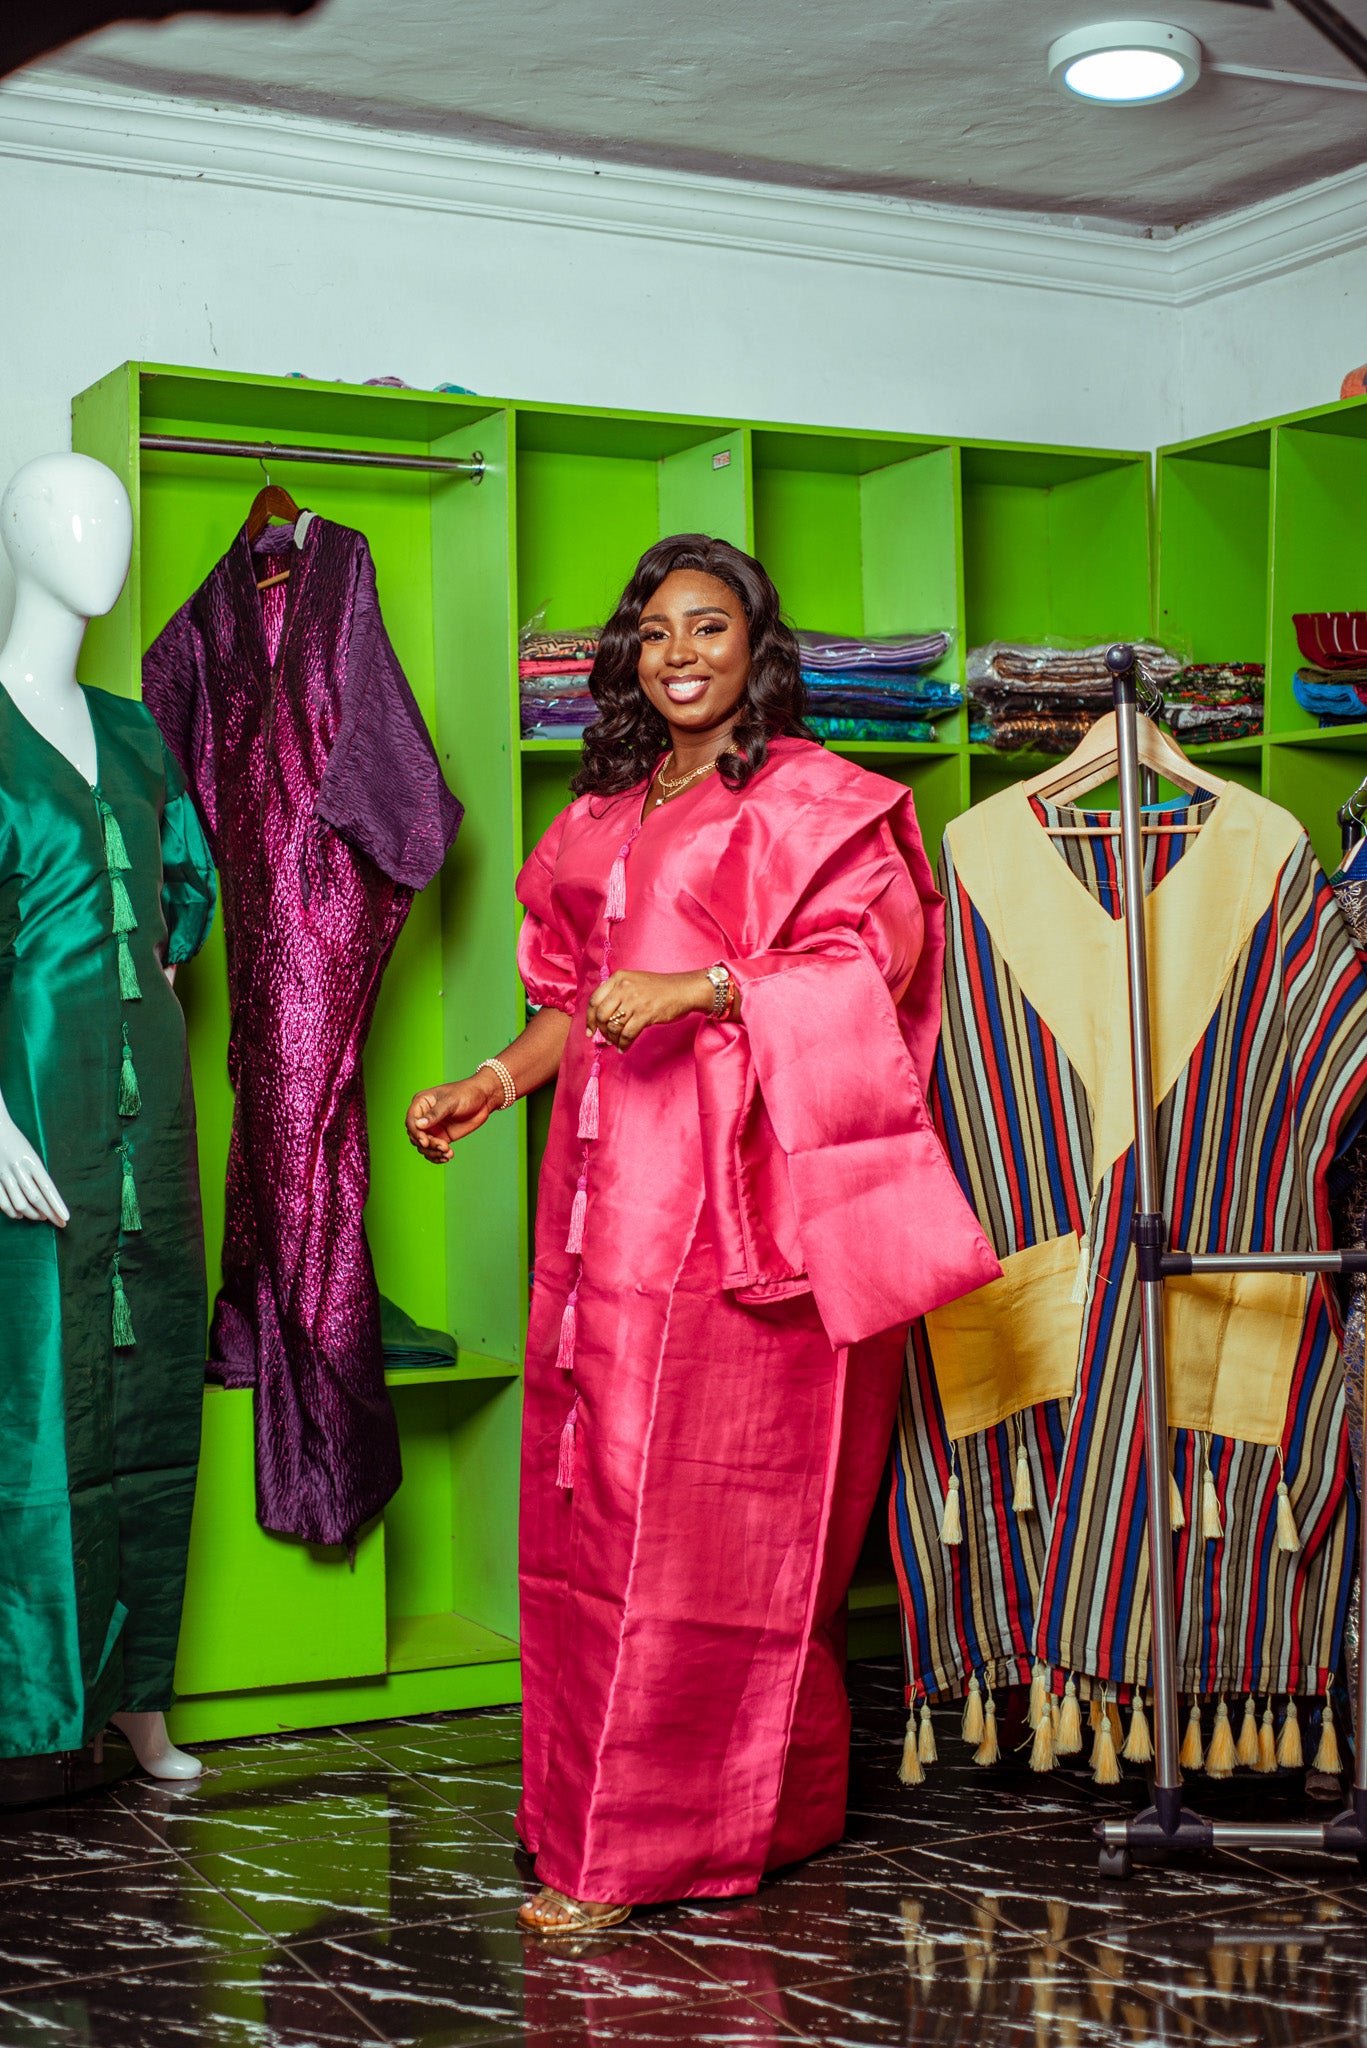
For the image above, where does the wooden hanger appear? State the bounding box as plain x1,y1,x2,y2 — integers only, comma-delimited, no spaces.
246,477,302,591
1021,711,1226,838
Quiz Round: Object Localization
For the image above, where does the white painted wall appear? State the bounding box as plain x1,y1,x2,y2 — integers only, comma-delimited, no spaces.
0,146,1174,617
1176,244,1367,444
0,79,1362,637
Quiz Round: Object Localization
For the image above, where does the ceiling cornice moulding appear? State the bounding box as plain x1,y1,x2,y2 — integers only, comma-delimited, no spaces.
0,76,1363,310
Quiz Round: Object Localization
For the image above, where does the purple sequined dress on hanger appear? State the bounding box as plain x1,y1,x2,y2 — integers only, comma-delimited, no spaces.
143,518,462,1546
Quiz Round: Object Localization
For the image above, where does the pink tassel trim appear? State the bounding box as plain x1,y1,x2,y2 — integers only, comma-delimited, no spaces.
605,854,628,922
566,1176,588,1254
578,1066,601,1140
556,1289,579,1372
557,1397,580,1490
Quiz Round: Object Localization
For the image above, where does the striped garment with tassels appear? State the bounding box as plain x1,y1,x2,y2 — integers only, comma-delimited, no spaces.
555,823,643,1490
892,794,1367,1702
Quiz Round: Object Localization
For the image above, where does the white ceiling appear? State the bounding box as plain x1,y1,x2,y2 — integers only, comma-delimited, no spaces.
34,0,1367,228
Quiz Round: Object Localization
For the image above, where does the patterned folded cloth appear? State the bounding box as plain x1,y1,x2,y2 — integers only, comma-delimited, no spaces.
520,629,601,662
519,658,596,679
807,716,936,743
967,641,1181,693
796,630,950,674
1163,703,1263,742
1168,662,1264,705
969,709,1102,754
800,668,961,709
1294,672,1367,722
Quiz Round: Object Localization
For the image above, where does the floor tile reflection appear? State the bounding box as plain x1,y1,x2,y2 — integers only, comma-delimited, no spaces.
0,1662,1360,2045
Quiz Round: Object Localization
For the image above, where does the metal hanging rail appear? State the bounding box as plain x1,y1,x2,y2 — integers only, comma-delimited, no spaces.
1096,642,1367,1879
139,434,484,483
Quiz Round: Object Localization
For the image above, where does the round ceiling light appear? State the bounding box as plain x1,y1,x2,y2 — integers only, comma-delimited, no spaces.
1048,20,1201,103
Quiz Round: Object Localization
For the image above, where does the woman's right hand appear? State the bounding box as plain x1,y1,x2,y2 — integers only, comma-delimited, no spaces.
0,1108,69,1226
405,1073,503,1162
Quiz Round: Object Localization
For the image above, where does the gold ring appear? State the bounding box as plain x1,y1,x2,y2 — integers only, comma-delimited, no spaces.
609,1008,628,1025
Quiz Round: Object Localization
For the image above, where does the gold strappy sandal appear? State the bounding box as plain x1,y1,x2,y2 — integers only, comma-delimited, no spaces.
518,1885,632,1936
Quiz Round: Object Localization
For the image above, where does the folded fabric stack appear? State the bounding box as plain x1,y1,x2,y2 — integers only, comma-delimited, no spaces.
1291,611,1367,726
967,641,1181,753
1161,662,1264,743
520,629,600,741
797,629,958,742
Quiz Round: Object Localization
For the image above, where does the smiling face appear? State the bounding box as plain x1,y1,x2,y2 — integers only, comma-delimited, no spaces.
635,568,751,748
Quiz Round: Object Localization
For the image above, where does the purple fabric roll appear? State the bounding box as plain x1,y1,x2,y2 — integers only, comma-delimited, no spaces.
796,630,950,674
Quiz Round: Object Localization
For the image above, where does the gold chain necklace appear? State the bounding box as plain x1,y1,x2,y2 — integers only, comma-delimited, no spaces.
654,756,718,806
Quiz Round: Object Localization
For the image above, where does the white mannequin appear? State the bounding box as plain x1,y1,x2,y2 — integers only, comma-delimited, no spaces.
0,452,200,1782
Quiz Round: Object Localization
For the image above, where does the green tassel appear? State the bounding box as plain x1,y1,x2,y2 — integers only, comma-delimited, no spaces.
99,800,131,873
120,1149,142,1233
117,934,142,1001
111,1264,136,1348
110,873,137,935
118,1027,141,1118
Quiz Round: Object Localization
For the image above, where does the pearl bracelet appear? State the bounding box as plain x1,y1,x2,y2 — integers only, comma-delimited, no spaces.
477,1056,517,1110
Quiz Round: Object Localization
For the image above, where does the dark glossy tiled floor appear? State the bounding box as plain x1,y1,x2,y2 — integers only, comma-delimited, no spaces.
3,1661,1367,2046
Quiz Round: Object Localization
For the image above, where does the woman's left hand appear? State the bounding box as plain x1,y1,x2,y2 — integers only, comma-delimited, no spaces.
586,969,715,1049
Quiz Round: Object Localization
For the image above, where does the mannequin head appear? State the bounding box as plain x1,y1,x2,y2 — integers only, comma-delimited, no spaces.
0,454,131,622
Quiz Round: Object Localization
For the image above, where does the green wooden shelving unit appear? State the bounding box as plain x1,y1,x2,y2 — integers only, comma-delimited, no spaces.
72,362,1158,1735
1157,394,1367,871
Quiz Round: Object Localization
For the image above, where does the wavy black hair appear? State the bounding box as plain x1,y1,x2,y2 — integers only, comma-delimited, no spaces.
570,534,812,798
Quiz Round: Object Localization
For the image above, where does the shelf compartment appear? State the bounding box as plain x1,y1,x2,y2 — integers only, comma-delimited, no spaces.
751,431,960,722
387,1610,518,1674
384,1351,521,1389
515,410,748,634
1269,411,1367,736
960,443,1150,655
1156,430,1270,668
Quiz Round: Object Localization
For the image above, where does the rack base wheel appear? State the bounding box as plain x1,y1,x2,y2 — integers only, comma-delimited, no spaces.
1098,1845,1133,1881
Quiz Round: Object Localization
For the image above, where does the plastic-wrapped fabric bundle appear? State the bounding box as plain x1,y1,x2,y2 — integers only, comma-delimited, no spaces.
798,669,962,723
796,629,950,673
968,641,1181,752
808,716,935,743
519,626,601,738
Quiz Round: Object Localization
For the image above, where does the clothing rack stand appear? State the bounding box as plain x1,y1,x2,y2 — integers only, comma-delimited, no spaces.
139,434,485,482
1095,642,1367,1879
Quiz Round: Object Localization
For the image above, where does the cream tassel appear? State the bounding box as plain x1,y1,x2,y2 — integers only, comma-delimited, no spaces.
961,1674,984,1745
1236,1694,1259,1767
974,1689,1000,1767
1275,1452,1301,1554
1277,1696,1303,1769
1180,1699,1205,1771
1069,1230,1091,1306
1257,1700,1278,1773
899,1705,925,1786
1170,1467,1187,1531
1206,1697,1237,1778
1028,1660,1048,1731
1057,1675,1083,1755
1091,1689,1121,1785
1201,1442,1224,1542
1313,1687,1342,1776
1089,1694,1102,1732
939,1467,963,1547
1122,1691,1153,1765
918,1698,938,1764
1029,1701,1057,1773
1012,1439,1034,1513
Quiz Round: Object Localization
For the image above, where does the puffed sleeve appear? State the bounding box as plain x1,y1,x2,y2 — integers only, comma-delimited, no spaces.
694,808,1000,1346
159,743,218,965
515,808,579,1013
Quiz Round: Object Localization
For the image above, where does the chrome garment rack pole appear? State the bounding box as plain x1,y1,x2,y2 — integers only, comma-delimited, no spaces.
1096,642,1367,1879
139,434,484,482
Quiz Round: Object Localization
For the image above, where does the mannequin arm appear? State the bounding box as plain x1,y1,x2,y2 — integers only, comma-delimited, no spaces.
0,1091,67,1226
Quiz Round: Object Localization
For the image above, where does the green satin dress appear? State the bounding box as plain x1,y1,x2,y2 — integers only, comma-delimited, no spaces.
0,684,216,1756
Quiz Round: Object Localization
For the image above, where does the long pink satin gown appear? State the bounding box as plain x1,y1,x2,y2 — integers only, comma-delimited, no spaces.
516,737,997,1905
